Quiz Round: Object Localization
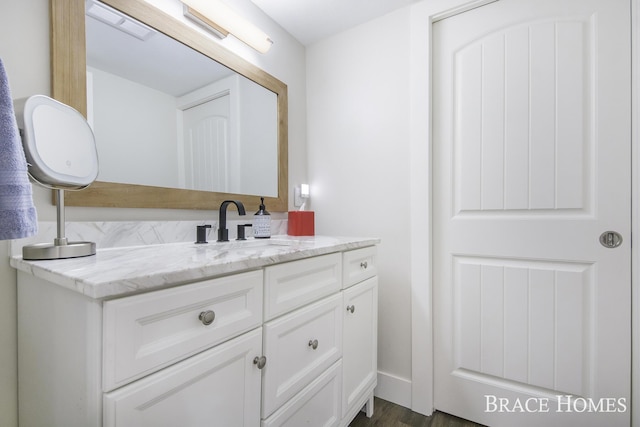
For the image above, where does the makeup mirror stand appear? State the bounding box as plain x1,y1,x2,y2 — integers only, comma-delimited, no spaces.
16,94,99,260
22,189,96,261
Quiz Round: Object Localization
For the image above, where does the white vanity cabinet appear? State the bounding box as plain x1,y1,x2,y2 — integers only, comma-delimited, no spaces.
260,248,378,427
15,239,378,427
17,270,265,427
341,247,378,425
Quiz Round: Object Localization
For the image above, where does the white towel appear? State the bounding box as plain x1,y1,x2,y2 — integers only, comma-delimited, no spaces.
0,58,37,240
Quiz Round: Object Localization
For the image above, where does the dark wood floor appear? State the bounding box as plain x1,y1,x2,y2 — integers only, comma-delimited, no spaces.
350,397,487,427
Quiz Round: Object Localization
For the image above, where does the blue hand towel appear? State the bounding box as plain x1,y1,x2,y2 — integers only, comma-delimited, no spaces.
0,58,37,240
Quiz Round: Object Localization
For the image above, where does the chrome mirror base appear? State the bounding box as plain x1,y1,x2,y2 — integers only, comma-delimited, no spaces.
22,189,97,261
22,241,96,261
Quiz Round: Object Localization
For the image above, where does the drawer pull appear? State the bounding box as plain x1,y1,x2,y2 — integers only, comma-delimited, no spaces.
360,261,368,269
198,310,216,326
253,356,267,369
308,339,319,350
346,305,355,314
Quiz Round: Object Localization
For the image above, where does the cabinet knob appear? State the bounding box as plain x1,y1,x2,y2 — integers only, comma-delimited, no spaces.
360,261,368,269
308,339,319,350
346,305,355,314
198,310,216,326
253,356,267,369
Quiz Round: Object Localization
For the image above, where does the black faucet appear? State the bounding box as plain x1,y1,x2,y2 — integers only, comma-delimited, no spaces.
217,200,246,242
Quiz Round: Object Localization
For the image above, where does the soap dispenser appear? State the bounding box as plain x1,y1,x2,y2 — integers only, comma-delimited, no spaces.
253,197,271,239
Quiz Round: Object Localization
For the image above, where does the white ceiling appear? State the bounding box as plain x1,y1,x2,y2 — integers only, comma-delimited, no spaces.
250,0,420,46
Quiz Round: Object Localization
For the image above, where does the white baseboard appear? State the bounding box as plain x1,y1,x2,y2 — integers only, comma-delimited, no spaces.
374,371,412,409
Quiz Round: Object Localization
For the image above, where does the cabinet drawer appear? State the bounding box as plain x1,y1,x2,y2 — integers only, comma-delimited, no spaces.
262,293,343,418
342,247,377,289
264,253,342,320
103,270,263,391
262,360,342,427
104,328,263,427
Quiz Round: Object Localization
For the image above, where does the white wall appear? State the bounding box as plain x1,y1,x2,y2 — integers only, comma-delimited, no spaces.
0,2,50,426
0,1,306,426
306,7,414,406
90,67,179,187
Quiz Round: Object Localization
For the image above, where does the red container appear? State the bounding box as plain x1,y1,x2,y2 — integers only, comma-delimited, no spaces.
288,211,315,236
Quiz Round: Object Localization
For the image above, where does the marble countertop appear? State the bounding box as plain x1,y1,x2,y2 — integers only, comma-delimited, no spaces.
11,235,379,300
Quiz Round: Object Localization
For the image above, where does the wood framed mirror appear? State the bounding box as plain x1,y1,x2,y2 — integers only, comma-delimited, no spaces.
50,0,288,211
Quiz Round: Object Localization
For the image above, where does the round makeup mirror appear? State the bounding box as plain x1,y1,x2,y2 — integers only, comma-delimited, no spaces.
15,95,99,260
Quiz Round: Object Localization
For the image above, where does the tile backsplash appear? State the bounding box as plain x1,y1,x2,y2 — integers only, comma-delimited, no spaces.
9,219,288,257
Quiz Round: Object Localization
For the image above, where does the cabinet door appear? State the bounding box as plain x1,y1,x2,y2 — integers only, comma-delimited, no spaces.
342,277,378,417
103,328,263,427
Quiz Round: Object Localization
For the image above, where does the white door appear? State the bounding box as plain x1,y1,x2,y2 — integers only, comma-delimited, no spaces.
433,1,631,426
182,94,230,192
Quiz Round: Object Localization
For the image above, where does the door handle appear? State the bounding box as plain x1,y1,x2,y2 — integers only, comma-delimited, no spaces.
599,231,623,248
253,356,267,369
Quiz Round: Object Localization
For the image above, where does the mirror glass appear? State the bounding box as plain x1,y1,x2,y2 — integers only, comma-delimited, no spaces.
51,0,288,211
85,0,277,197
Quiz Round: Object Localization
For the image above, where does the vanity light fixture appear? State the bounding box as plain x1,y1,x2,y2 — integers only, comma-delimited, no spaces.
86,0,157,41
181,0,273,53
